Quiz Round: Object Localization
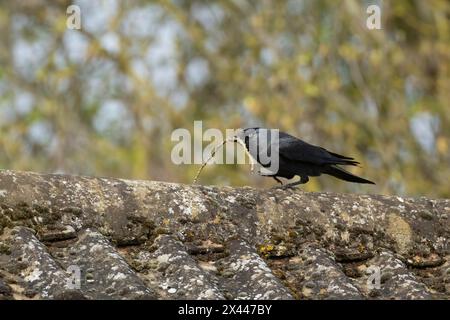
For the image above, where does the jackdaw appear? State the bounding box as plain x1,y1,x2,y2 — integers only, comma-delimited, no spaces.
234,127,375,188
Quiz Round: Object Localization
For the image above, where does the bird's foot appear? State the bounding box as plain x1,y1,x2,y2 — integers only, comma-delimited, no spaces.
271,176,308,190
271,183,298,190
272,176,283,185
281,183,299,190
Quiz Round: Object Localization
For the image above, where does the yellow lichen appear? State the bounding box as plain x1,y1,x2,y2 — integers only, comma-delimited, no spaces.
258,244,275,257
386,213,413,255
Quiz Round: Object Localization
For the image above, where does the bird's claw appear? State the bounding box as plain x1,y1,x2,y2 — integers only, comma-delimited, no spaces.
271,184,298,190
282,184,298,190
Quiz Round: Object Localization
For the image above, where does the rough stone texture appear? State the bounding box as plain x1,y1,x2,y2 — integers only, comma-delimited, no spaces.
0,169,449,300
143,234,225,299
285,245,363,299
1,227,69,299
219,239,293,300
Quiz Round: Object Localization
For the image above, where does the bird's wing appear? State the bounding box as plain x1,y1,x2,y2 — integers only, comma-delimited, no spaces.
276,134,359,166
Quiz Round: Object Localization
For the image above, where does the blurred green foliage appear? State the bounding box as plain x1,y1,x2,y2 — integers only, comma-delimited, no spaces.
0,0,449,197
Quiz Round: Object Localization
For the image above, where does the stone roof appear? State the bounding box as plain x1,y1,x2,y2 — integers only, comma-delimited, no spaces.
0,170,449,300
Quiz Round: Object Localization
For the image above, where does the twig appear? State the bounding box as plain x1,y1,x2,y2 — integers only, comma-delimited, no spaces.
193,138,256,184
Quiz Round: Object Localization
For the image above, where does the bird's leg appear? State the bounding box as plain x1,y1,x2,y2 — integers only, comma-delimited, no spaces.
273,176,283,185
281,176,309,189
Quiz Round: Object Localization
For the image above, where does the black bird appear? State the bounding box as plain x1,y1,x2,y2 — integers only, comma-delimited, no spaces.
234,127,375,188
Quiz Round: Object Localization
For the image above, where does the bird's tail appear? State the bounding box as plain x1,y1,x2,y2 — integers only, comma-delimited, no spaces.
325,165,375,184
